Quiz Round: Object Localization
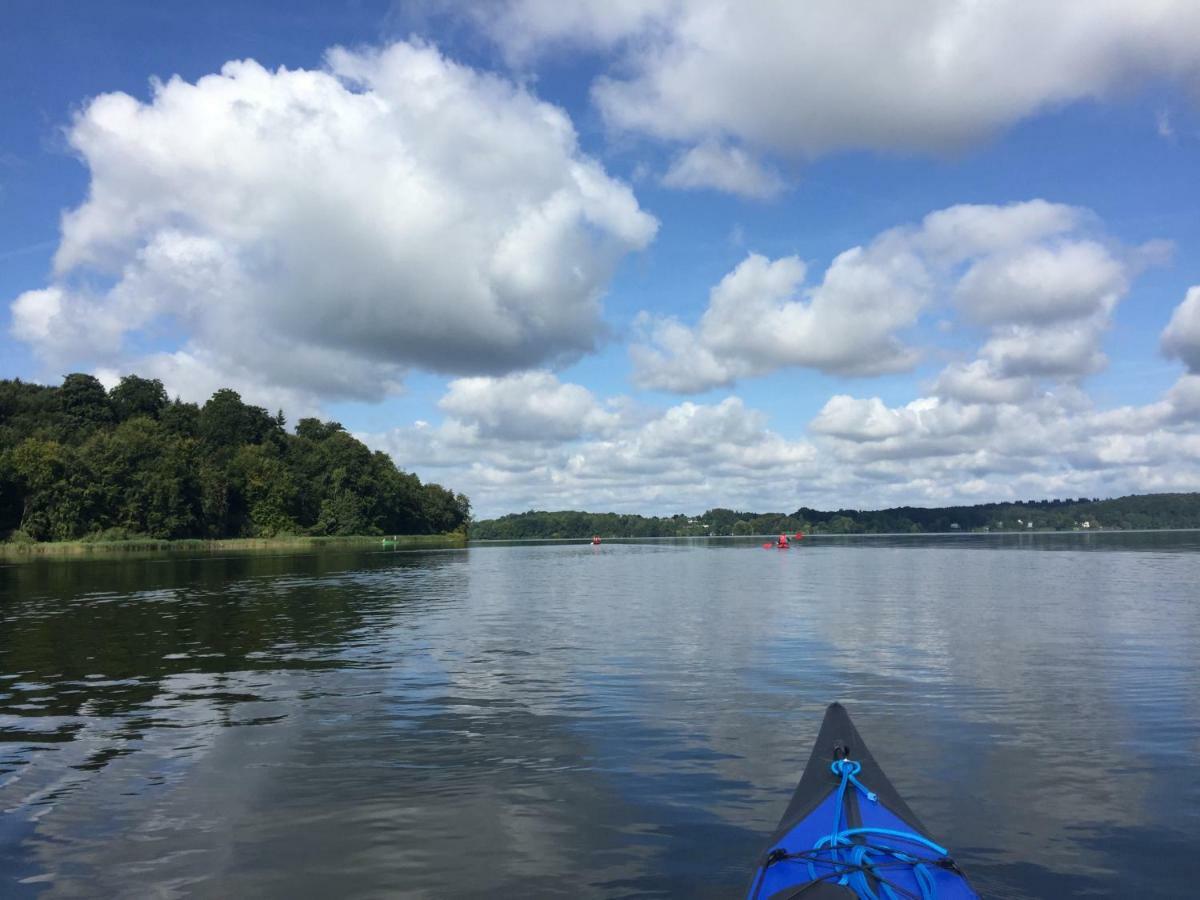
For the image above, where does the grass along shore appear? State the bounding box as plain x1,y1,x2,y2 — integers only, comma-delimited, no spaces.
0,532,466,561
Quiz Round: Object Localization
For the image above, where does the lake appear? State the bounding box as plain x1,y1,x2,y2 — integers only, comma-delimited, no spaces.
2,532,1199,898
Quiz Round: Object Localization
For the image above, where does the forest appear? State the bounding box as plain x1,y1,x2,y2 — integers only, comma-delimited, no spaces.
0,374,470,543
472,494,1200,539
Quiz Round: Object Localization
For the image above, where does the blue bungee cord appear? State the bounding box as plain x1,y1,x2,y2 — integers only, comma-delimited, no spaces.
751,757,963,900
806,758,947,900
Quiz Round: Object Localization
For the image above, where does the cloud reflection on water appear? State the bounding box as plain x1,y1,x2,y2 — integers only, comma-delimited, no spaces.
1,535,1198,897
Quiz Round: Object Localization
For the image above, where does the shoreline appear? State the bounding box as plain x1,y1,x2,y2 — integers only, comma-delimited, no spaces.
0,533,466,562
468,527,1200,543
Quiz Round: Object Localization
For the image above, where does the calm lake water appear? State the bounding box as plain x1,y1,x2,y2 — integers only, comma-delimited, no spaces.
2,532,1199,898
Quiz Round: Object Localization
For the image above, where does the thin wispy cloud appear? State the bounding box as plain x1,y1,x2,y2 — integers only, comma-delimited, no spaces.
0,239,56,262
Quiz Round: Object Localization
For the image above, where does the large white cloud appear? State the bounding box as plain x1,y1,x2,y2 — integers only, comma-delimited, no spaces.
804,382,1200,499
368,384,820,517
461,1,1200,198
1162,286,1200,373
9,41,657,408
790,287,1200,506
480,2,1200,154
811,395,994,446
930,230,1165,402
368,363,1200,518
913,200,1081,263
438,371,619,442
364,287,1200,519
953,241,1127,326
979,322,1108,379
631,201,1136,393
1164,375,1200,422
932,360,1037,406
631,244,928,391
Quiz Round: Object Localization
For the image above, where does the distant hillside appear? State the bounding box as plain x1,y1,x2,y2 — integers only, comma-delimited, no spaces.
471,493,1200,540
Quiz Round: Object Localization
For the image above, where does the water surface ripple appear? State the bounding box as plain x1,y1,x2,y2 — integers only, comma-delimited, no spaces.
2,532,1199,897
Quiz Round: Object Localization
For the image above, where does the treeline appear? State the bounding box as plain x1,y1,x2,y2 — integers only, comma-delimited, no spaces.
790,494,1200,534
472,494,1200,539
0,374,470,542
472,509,813,540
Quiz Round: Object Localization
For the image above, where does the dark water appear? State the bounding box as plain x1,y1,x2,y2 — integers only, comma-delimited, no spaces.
2,533,1199,898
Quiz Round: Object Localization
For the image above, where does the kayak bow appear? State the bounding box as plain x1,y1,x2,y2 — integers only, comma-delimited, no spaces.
748,703,977,899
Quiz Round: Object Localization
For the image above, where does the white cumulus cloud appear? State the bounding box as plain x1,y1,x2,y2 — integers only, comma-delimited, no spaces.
931,231,1159,400
578,1,1200,157
932,360,1037,406
466,0,674,65
367,389,820,517
8,41,657,408
438,371,619,442
631,200,1139,393
979,323,1108,379
362,217,1199,518
365,365,1200,518
953,241,1127,326
803,382,1200,505
660,141,786,199
631,243,928,391
811,396,993,445
1162,286,1200,373
791,288,1200,506
462,2,1200,197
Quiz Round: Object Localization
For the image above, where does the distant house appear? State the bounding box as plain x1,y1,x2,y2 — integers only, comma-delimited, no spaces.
949,522,960,530
1027,521,1034,529
1081,521,1091,528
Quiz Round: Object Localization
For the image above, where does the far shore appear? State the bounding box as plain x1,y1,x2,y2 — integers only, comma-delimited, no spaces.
0,533,466,562
468,527,1200,543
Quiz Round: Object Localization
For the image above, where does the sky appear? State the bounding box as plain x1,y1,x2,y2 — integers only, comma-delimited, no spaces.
3,0,1200,519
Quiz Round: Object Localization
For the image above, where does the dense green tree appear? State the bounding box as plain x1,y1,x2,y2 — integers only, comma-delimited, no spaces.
109,375,169,421
78,418,200,537
823,515,857,534
199,389,281,448
197,459,237,538
234,443,298,537
160,399,201,437
0,374,468,542
7,438,92,540
295,418,344,442
0,379,61,446
60,373,114,432
418,485,471,535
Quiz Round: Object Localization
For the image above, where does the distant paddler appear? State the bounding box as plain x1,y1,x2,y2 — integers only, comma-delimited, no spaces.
762,532,803,549
760,534,790,549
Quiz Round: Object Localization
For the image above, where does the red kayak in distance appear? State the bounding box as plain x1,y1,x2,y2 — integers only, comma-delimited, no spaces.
762,532,804,549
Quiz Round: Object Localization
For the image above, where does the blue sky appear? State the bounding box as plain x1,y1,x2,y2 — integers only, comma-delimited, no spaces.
4,1,1200,516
